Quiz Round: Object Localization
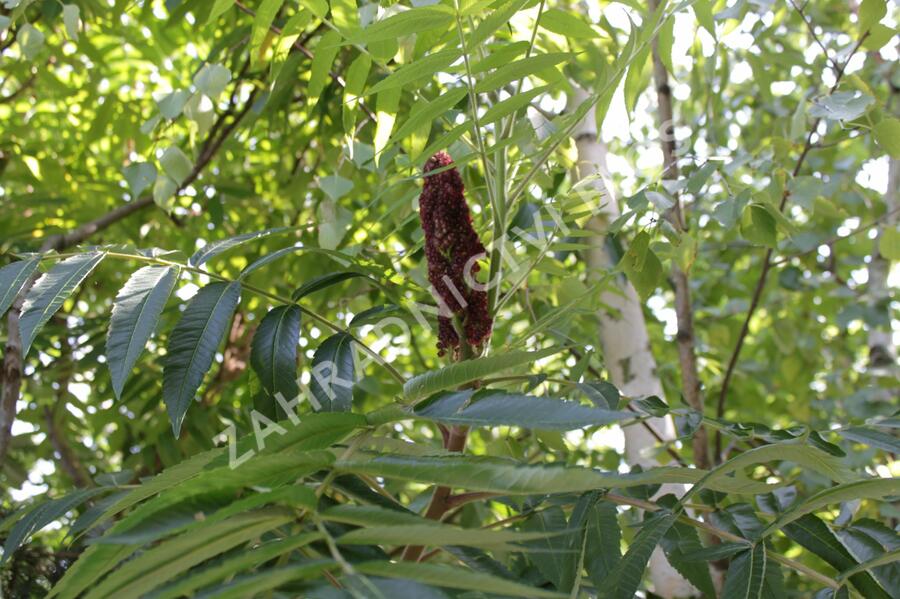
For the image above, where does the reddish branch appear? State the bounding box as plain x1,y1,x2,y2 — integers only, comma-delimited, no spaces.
713,30,870,461
648,0,710,471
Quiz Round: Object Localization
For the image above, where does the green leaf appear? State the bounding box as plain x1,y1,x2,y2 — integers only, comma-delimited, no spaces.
193,63,231,98
467,0,530,47
123,162,157,197
392,87,467,142
374,86,401,160
351,6,454,44
206,0,234,22
62,4,79,40
539,8,598,38
338,522,556,549
153,176,178,210
337,454,780,495
180,562,335,599
249,0,284,60
159,146,192,185
683,542,751,562
859,0,886,31
839,426,900,453
413,389,635,430
597,512,677,599
474,53,573,94
660,518,717,596
809,91,874,121
354,561,566,598
586,499,622,587
782,515,890,599
292,271,365,300
620,231,663,299
163,281,241,436
878,226,900,261
107,266,178,399
623,45,651,113
250,305,301,405
343,53,371,133
310,332,357,412
720,544,767,599
17,23,44,60
2,488,107,564
480,86,548,126
309,30,342,105
81,509,293,599
0,257,40,319
741,204,777,247
838,548,900,585
367,48,462,96
403,347,563,402
189,227,291,266
149,534,324,599
762,478,900,537
20,252,105,356
835,526,900,592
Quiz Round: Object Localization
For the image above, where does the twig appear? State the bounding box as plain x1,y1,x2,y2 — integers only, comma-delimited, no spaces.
648,0,710,471
0,71,37,104
713,30,870,462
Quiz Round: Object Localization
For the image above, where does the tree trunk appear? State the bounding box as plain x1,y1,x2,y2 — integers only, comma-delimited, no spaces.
568,88,698,598
867,156,898,372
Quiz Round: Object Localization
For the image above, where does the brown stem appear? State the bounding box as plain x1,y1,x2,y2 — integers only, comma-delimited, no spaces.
400,425,468,561
646,0,711,470
713,30,870,463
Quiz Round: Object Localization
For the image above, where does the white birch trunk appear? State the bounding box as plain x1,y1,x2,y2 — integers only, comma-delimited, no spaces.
867,157,898,372
566,88,698,598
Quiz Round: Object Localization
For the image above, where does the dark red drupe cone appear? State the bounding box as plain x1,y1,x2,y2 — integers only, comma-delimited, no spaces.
419,152,492,356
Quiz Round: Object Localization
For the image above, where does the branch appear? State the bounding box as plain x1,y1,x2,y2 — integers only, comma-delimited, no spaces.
714,30,870,462
0,83,259,466
648,0,710,471
0,71,37,104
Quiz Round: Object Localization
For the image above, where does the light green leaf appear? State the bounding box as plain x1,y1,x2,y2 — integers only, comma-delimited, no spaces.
123,162,157,198
539,8,598,38
157,90,190,119
206,0,235,23
0,257,40,319
81,509,293,599
193,63,231,99
250,0,284,61
859,0,886,31
481,86,547,126
163,281,241,436
367,48,462,96
809,91,874,121
352,6,454,44
878,226,900,261
403,347,563,402
342,53,371,133
319,174,354,201
741,204,777,247
159,146,192,185
474,53,573,94
17,23,44,60
620,231,663,299
839,426,900,453
148,533,324,599
153,176,178,210
62,4,79,40
873,117,900,159
374,86,401,160
107,266,178,399
309,30,342,105
20,252,105,356
392,87,467,142
354,561,566,598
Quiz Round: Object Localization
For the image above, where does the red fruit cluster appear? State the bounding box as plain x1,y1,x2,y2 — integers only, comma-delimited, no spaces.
419,152,492,356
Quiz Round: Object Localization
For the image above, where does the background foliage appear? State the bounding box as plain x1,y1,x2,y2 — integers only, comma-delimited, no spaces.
0,0,898,597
